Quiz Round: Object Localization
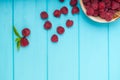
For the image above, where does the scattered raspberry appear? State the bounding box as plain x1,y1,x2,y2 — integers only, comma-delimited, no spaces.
70,0,78,7
44,21,52,30
22,28,30,37
72,6,79,14
66,19,73,27
51,34,58,42
20,37,29,47
40,11,48,19
53,10,61,17
57,26,65,34
59,0,64,2
60,6,68,15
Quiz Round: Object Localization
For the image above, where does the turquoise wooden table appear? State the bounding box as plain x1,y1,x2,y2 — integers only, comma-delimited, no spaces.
0,0,120,80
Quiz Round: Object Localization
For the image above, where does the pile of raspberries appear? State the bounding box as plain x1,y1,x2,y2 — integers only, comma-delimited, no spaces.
40,0,79,43
83,0,120,21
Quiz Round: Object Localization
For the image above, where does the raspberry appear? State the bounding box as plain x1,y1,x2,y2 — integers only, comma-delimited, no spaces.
115,0,120,2
111,1,120,10
84,2,91,9
83,0,89,3
40,11,48,19
91,0,98,3
93,10,98,17
108,10,115,15
103,0,110,3
116,7,120,10
22,28,30,37
53,10,61,17
86,8,94,16
105,1,111,8
44,21,52,30
99,2,105,9
72,6,79,14
91,2,98,10
20,37,29,47
83,0,120,21
66,19,73,27
99,12,106,19
57,26,65,34
60,6,68,15
51,34,58,42
70,0,77,6
59,0,64,2
105,12,113,21
99,9,104,13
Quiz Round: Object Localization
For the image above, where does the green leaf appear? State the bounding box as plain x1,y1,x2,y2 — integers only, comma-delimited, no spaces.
17,41,21,50
15,38,21,42
13,26,21,38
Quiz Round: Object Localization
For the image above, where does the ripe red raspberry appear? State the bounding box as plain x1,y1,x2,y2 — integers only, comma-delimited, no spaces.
83,0,89,3
20,37,29,47
66,19,73,27
72,6,79,14
22,28,30,37
105,1,111,8
57,26,65,34
115,0,120,2
60,6,68,15
59,0,64,2
51,34,58,42
91,2,98,10
105,12,113,21
111,1,120,10
44,21,52,30
99,12,106,19
86,7,94,16
108,10,115,15
70,0,78,7
91,0,98,3
99,2,105,9
40,11,48,19
93,10,98,17
53,10,61,17
84,2,91,9
83,0,119,21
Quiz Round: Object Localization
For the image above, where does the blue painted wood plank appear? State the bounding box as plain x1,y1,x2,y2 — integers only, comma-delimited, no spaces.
14,0,47,80
79,12,108,80
109,19,120,80
0,1,13,80
47,0,79,80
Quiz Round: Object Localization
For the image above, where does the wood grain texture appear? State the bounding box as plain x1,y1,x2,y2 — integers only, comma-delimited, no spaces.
109,19,120,80
1,0,120,80
79,11,109,80
0,0,13,80
14,0,47,80
47,0,79,80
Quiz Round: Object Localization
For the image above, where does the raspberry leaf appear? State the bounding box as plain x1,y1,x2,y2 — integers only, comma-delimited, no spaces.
17,41,20,50
13,26,21,38
15,38,21,42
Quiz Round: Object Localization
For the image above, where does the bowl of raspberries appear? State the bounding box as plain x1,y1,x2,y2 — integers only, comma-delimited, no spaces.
80,0,120,23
